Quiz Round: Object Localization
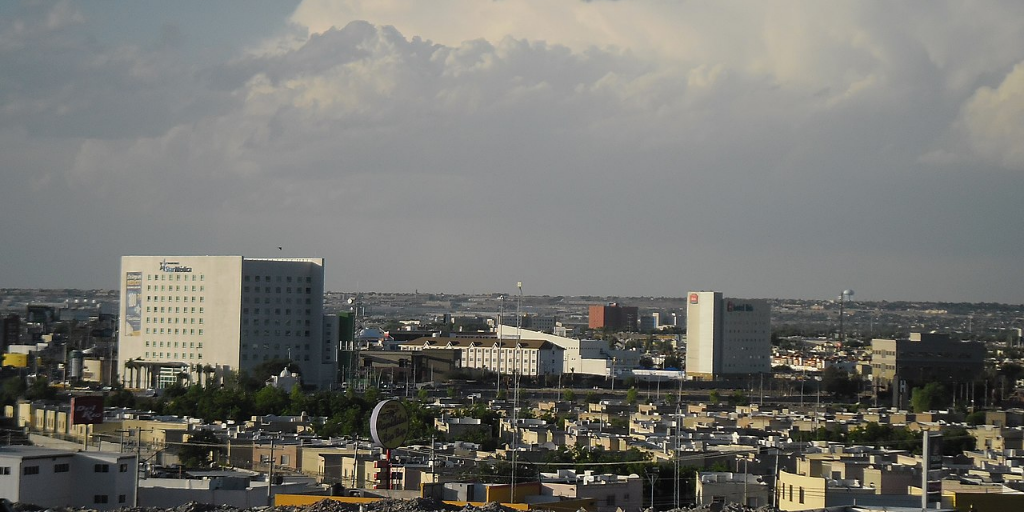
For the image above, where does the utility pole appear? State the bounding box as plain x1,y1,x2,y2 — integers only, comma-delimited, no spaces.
134,428,141,507
511,282,522,504
266,439,275,506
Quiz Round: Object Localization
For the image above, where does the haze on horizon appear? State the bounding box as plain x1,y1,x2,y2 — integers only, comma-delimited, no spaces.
1,1,1023,305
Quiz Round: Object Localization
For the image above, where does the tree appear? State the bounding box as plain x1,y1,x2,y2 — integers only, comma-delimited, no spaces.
965,410,987,426
562,389,576,402
178,430,222,468
822,366,858,399
727,390,749,406
626,387,639,405
709,390,721,405
911,382,950,413
0,377,26,405
253,386,289,415
662,355,681,370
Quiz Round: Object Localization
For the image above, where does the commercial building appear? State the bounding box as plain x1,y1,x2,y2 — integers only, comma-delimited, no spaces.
685,291,771,380
399,336,564,377
118,256,336,390
870,332,986,407
588,303,638,332
496,326,641,377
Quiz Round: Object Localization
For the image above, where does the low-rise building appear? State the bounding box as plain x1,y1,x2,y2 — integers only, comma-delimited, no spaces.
0,446,137,510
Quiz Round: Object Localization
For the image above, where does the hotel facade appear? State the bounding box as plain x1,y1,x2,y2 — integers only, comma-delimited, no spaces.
117,256,336,390
685,291,771,380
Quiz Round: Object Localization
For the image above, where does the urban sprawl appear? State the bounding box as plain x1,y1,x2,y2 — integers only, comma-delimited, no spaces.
0,255,1022,512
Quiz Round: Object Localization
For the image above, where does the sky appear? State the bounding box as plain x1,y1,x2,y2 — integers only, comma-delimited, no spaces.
1,1,1023,304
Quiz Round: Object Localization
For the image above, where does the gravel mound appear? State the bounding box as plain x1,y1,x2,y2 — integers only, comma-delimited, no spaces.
10,498,537,512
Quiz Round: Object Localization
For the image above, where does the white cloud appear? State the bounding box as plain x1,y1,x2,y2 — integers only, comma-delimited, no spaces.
959,61,1024,170
2,1,1024,301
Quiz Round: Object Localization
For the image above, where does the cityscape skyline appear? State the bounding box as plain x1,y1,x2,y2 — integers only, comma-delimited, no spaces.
2,2,1024,304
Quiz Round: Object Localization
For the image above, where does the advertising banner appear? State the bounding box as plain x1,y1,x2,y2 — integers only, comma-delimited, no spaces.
125,271,142,336
71,396,104,425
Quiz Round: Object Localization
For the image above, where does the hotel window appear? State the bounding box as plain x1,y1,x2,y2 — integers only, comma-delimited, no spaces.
23,466,39,475
94,464,109,473
198,329,204,335
93,496,108,504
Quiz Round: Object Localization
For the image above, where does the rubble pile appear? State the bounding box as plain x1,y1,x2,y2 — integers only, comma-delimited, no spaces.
9,498,524,512
9,499,786,512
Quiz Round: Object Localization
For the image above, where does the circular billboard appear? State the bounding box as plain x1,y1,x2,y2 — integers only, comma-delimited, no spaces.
370,399,409,449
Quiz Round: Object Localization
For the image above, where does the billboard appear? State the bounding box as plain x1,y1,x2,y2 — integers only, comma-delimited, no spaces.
370,400,409,449
124,271,142,336
71,396,104,425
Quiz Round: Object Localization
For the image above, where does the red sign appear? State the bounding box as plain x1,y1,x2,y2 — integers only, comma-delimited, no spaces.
71,396,104,425
689,293,699,304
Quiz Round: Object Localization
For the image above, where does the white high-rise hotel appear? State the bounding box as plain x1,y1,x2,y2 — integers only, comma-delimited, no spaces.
685,291,770,380
118,256,336,389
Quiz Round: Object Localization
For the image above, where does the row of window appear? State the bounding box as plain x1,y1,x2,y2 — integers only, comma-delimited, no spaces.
245,275,311,283
147,306,204,314
149,274,203,281
147,285,204,292
145,341,203,349
243,308,312,316
247,343,312,351
11,463,127,476
146,295,205,303
245,319,311,327
145,317,203,324
243,286,311,294
144,328,203,335
242,329,311,337
146,352,203,360
244,297,311,305
243,353,311,361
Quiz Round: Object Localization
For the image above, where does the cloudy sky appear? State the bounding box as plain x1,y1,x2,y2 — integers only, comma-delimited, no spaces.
2,1,1023,303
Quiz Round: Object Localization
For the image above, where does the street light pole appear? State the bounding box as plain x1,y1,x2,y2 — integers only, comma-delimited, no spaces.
646,467,659,510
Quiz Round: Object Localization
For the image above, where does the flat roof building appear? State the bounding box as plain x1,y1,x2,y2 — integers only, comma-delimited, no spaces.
588,303,639,332
118,256,335,390
870,332,985,408
686,291,771,380
0,446,137,510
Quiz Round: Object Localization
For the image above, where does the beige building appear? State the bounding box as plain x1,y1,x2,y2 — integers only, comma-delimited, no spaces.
118,256,335,389
400,336,563,377
686,291,771,380
695,472,772,508
540,470,643,512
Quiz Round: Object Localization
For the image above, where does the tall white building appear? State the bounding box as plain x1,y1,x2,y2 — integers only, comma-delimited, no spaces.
118,256,336,390
685,291,770,380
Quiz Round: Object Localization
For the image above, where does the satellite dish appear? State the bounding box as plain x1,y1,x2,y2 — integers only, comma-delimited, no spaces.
347,298,355,304
843,290,854,297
